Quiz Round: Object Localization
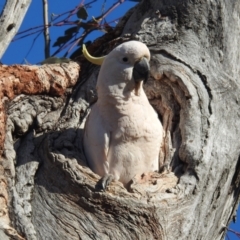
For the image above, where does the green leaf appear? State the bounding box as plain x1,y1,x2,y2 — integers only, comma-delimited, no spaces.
40,57,71,65
77,7,88,20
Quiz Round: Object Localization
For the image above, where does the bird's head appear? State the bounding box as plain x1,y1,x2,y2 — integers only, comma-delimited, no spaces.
82,41,150,97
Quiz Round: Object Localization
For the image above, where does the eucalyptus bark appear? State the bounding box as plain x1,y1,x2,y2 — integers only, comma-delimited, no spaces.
1,0,240,240
0,0,32,58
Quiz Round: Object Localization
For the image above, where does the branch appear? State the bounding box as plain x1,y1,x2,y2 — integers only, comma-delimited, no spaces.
0,61,80,156
12,0,132,58
0,0,32,58
42,0,50,58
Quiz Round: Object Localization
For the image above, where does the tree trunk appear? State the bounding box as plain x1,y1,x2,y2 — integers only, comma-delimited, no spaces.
0,0,32,58
1,0,240,239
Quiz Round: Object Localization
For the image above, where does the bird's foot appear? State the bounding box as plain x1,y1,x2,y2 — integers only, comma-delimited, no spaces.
96,174,114,191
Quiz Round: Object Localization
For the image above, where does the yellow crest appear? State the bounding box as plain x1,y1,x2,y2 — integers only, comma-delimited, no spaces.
82,44,105,65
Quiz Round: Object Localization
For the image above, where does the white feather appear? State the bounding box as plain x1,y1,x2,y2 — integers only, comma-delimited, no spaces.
83,41,163,187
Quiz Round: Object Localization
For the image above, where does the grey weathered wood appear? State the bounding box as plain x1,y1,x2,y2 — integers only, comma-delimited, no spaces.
42,0,50,58
0,0,32,58
1,0,240,239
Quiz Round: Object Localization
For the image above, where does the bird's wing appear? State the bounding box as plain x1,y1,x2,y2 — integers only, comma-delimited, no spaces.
83,104,110,176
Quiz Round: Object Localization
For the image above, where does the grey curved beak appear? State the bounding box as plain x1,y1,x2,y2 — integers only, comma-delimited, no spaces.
133,57,150,84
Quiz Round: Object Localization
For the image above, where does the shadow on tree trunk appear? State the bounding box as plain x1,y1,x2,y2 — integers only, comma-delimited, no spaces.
1,0,240,239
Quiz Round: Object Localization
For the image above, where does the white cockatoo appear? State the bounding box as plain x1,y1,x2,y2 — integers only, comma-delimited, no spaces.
82,41,163,189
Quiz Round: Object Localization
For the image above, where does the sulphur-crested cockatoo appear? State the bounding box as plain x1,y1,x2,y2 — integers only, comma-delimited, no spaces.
82,41,163,189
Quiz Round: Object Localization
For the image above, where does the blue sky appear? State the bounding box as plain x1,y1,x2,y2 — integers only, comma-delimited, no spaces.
227,206,240,240
1,0,137,64
0,1,240,239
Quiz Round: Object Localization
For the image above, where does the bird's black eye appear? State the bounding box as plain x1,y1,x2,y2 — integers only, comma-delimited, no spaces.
122,57,128,62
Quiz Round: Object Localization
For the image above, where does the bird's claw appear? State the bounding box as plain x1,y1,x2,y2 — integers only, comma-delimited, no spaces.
96,174,114,191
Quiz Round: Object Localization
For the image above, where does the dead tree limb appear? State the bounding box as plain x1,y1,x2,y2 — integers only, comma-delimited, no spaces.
0,0,32,58
0,0,240,239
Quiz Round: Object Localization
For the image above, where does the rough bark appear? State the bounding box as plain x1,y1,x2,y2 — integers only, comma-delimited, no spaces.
0,62,80,239
1,0,240,240
0,0,32,58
